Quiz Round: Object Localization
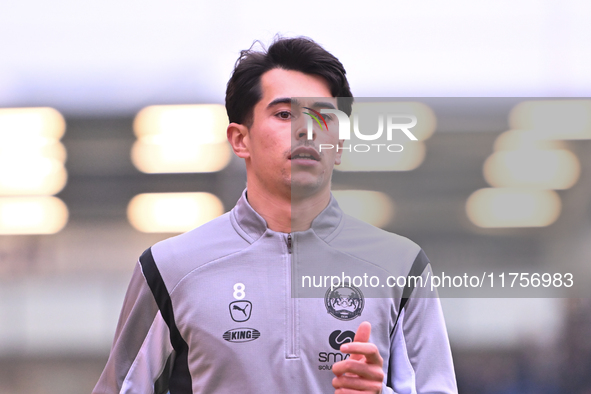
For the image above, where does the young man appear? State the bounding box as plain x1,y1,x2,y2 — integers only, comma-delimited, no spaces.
93,37,457,394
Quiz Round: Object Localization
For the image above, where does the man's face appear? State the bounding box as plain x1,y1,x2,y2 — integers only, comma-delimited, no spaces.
245,68,342,199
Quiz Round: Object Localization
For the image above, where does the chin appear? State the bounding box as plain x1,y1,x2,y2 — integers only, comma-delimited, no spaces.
290,179,328,199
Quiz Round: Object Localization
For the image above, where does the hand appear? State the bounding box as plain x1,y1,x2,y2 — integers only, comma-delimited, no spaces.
332,321,384,394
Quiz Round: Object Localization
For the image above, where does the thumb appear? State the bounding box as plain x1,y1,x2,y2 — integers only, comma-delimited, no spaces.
354,321,371,343
347,321,371,361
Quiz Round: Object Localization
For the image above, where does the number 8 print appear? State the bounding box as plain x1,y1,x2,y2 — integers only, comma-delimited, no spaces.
233,283,246,300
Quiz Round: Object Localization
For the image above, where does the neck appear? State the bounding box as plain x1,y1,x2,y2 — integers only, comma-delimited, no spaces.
246,182,331,233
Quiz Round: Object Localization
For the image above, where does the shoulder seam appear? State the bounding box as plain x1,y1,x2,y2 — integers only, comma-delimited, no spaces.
168,242,258,296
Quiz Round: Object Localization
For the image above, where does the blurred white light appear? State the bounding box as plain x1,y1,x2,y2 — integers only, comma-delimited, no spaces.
0,140,67,163
483,149,580,190
336,141,425,172
0,158,68,195
332,190,394,228
0,108,69,234
127,192,224,233
509,100,591,140
131,141,231,174
493,129,565,152
132,104,231,173
0,196,68,234
133,104,228,144
466,188,561,228
0,107,66,141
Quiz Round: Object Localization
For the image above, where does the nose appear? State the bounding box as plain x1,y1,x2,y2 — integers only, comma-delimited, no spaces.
294,114,316,141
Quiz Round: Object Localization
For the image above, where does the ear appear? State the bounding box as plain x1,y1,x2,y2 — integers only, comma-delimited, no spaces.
334,139,344,165
227,122,250,159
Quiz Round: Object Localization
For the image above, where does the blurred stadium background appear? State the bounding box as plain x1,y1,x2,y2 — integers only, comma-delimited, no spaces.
1,1,591,393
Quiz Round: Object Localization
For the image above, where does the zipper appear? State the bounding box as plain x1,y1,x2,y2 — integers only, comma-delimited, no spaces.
285,233,298,359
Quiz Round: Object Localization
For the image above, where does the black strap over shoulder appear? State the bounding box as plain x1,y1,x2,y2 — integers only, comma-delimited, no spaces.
387,249,431,389
139,247,193,394
390,249,431,337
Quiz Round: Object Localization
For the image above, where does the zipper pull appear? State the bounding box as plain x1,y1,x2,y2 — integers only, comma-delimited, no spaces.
287,234,292,254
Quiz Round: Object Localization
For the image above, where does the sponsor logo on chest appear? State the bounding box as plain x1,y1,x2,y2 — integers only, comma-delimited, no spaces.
318,329,354,370
223,328,261,343
223,283,261,343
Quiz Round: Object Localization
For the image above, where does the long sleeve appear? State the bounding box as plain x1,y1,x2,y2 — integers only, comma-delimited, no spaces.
384,256,458,394
93,260,174,394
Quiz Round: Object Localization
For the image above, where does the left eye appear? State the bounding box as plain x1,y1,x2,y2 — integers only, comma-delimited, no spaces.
277,111,291,119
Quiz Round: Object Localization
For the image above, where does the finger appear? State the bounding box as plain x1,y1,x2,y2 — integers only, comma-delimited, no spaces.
334,390,381,394
340,343,383,365
334,390,369,394
345,321,371,361
334,389,374,394
332,367,385,392
332,359,385,381
354,321,371,343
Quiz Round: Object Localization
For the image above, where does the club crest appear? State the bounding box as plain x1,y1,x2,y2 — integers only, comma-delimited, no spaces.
325,286,364,321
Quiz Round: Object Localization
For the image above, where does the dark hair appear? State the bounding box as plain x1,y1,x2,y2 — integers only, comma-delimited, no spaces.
225,37,353,126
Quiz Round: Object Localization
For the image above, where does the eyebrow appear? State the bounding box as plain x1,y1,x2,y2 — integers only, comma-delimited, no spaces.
266,97,337,110
308,101,337,110
267,97,292,109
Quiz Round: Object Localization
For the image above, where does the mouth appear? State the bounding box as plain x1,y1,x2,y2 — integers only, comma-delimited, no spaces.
289,146,320,161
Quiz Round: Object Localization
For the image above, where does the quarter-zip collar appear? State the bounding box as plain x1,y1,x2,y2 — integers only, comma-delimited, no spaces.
230,189,344,243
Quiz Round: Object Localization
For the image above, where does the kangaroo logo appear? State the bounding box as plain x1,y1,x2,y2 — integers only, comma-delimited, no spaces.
229,300,252,322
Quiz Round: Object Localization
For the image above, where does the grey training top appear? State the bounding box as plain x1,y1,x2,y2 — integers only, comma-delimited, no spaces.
93,190,458,394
